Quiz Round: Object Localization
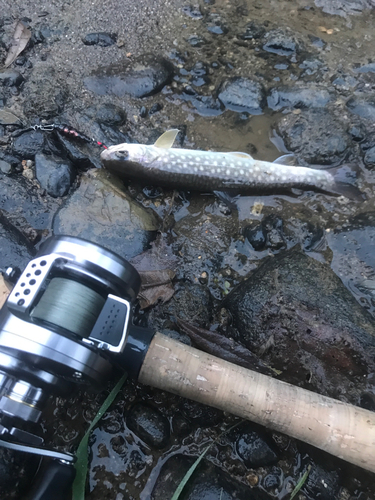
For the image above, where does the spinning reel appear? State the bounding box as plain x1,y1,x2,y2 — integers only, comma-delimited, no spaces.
0,235,154,499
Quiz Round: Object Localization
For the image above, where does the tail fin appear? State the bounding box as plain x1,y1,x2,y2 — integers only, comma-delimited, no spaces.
329,164,364,201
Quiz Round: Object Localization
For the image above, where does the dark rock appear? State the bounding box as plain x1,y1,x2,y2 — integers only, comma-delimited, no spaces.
236,428,279,467
149,102,163,114
23,67,67,118
82,32,117,46
35,153,75,197
346,94,375,121
349,124,365,142
12,130,46,159
360,392,375,411
224,248,375,402
262,29,300,56
0,159,11,174
353,62,375,73
262,468,283,491
53,133,99,170
187,34,207,47
53,169,159,261
308,34,325,48
165,283,212,326
0,69,24,87
0,222,33,271
364,145,375,168
182,5,203,19
239,21,266,40
304,464,340,500
171,413,191,436
84,103,126,126
314,0,374,17
207,22,229,35
299,57,324,75
127,403,170,449
0,448,39,500
84,55,174,98
267,85,331,110
152,455,266,500
180,400,222,426
276,109,349,164
331,73,358,90
244,224,266,251
262,215,286,250
218,78,266,114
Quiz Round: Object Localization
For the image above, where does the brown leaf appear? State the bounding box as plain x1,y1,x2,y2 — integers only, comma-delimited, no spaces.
138,269,176,309
0,275,11,309
4,21,31,68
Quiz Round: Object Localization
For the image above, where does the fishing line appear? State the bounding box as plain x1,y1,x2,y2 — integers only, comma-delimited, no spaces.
31,277,105,338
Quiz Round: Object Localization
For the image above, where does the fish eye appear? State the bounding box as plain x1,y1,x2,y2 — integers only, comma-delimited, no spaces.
115,150,129,159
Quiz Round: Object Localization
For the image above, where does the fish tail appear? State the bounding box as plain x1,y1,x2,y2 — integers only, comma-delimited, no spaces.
328,164,364,200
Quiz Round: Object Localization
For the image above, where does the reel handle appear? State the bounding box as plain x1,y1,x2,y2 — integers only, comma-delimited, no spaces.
26,460,76,500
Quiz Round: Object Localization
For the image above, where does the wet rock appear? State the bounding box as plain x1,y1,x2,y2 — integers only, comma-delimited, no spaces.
304,464,340,500
82,32,117,46
149,102,163,114
346,94,375,121
298,57,325,75
84,103,126,126
0,159,11,174
35,153,75,197
187,34,207,47
244,224,266,251
127,403,170,449
165,283,212,326
53,169,159,260
353,62,375,73
182,5,203,19
364,145,375,169
218,78,266,114
84,55,174,98
239,21,266,40
0,222,33,270
152,455,264,500
308,34,325,48
207,22,229,35
267,85,331,111
236,426,279,467
349,124,366,142
12,130,46,159
0,69,24,87
314,0,374,17
332,73,358,90
276,109,349,164
224,248,375,402
0,448,39,500
262,29,300,56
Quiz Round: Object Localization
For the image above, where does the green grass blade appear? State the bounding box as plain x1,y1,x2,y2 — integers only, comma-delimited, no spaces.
290,464,311,500
170,420,243,500
72,373,128,500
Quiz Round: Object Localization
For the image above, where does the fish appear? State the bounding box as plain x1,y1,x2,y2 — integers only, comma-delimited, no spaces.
100,129,361,198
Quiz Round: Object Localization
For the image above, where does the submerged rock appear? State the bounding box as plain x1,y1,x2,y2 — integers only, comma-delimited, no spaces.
225,248,375,403
267,85,331,110
314,0,374,17
84,54,174,98
218,77,266,114
53,169,160,260
276,109,349,164
262,29,301,56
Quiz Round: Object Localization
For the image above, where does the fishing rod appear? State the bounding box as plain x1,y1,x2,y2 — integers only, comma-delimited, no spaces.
0,236,374,499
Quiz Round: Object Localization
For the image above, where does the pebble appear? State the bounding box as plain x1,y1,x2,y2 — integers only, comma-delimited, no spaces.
0,69,24,87
346,94,375,121
12,130,46,159
82,32,117,46
364,146,375,169
262,29,300,56
127,403,170,449
0,159,12,174
236,428,279,467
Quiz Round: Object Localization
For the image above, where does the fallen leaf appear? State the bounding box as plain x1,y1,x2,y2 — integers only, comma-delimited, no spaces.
0,275,12,309
138,269,175,309
0,109,22,125
4,21,31,68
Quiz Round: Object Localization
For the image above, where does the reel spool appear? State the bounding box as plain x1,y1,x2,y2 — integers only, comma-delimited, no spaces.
0,235,148,425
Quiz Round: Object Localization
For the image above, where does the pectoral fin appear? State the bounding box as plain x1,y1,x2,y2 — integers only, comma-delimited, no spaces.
154,129,180,149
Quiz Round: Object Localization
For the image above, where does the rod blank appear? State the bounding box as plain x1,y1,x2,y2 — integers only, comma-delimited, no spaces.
139,332,375,474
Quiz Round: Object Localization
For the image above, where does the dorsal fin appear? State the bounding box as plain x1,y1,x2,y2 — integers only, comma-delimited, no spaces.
273,153,298,166
229,152,253,159
154,129,180,149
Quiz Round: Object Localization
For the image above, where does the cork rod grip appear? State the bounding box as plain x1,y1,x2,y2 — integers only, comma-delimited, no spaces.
138,332,375,473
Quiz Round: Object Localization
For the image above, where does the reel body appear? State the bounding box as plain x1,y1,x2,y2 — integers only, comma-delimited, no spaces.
0,235,153,499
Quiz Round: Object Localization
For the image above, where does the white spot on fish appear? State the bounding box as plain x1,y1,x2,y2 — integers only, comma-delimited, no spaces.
204,161,209,165
213,161,218,166
183,163,187,169
230,163,234,168
194,167,198,172
226,169,230,175
239,169,244,175
200,166,204,171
